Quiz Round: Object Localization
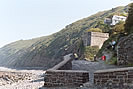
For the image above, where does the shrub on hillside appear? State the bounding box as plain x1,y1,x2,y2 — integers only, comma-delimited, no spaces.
87,28,102,33
112,21,125,34
107,56,117,65
96,34,119,57
84,46,99,61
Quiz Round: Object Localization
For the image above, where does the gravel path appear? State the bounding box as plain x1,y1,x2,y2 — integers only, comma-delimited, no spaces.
71,60,124,89
72,60,122,84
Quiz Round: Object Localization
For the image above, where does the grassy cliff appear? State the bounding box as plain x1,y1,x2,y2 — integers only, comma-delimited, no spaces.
0,5,128,69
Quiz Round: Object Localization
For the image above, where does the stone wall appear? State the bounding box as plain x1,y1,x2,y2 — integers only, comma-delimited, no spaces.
44,54,89,87
117,34,133,65
51,56,72,70
94,67,133,88
82,32,109,48
44,70,89,87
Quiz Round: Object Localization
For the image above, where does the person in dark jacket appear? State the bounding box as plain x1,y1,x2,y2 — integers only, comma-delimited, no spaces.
74,53,78,60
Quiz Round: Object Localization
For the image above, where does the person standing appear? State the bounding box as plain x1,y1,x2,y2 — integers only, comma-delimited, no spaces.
94,55,96,61
111,40,116,50
74,53,78,60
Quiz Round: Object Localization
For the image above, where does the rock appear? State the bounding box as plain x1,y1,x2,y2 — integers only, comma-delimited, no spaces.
117,33,133,65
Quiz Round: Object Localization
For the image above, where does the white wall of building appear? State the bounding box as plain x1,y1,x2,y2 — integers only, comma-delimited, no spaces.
111,15,127,25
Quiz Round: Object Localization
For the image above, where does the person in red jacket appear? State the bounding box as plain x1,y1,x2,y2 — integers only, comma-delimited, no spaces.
102,55,106,61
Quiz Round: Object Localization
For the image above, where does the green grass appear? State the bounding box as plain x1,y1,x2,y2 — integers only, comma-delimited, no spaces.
107,56,117,65
126,63,133,67
84,46,99,60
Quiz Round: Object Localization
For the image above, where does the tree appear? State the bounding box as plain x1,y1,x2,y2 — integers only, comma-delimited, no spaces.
125,3,133,34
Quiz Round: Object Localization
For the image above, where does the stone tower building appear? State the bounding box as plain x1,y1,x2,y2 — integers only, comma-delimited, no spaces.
82,32,109,48
117,34,133,65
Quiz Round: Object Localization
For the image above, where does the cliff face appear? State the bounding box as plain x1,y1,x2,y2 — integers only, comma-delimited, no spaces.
0,36,62,69
117,33,133,65
0,6,128,69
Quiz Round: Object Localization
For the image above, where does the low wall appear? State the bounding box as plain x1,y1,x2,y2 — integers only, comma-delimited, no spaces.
44,70,89,87
51,56,72,70
44,54,89,87
94,67,133,87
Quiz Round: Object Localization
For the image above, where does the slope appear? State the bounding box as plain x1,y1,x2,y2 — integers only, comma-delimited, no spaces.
0,6,128,69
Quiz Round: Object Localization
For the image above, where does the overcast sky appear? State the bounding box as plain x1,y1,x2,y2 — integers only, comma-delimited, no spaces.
0,0,132,47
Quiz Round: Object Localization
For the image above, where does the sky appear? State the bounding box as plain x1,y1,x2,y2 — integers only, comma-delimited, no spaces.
0,0,132,47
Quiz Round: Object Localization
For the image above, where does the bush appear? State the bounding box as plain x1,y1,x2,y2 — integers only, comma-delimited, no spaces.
84,46,99,60
112,21,125,34
87,28,102,33
127,63,133,67
107,56,117,65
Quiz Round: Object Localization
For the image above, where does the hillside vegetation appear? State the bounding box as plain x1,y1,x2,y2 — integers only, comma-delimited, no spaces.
0,5,128,69
97,3,133,65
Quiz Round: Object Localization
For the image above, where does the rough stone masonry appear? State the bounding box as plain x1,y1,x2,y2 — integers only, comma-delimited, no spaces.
117,33,133,65
44,54,89,87
94,67,133,88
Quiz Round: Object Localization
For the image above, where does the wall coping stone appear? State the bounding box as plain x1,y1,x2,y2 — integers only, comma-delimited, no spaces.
49,53,72,70
90,32,109,38
95,67,133,73
46,69,89,73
